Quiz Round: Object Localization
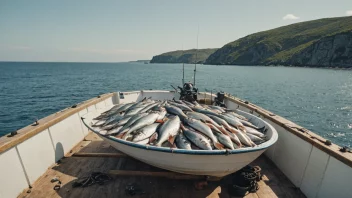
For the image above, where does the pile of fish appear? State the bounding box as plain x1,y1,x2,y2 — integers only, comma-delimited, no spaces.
90,98,267,150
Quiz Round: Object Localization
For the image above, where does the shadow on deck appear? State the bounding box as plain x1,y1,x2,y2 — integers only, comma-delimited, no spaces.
18,133,305,198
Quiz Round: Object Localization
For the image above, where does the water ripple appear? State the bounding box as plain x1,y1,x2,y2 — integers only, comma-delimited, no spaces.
0,62,351,147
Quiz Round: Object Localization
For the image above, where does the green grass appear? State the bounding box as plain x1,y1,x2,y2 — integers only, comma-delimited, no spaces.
150,48,218,64
205,16,352,65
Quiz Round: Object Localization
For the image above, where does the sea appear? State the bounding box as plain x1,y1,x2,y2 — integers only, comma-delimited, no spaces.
0,62,351,147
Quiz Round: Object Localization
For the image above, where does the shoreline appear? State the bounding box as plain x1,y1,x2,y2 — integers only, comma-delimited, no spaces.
149,62,352,70
1,61,351,70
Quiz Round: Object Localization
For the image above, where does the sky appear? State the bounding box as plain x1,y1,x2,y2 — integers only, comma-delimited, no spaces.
0,0,351,62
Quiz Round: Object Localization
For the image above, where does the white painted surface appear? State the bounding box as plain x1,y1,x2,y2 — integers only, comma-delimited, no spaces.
119,91,142,103
317,157,352,198
104,96,114,107
104,137,265,177
141,90,175,100
269,121,312,187
0,148,28,198
78,108,89,135
49,113,84,161
87,104,96,112
95,100,106,110
300,147,329,198
17,130,55,184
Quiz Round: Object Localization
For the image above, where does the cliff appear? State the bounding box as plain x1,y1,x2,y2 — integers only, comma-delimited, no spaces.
205,16,352,67
150,48,218,64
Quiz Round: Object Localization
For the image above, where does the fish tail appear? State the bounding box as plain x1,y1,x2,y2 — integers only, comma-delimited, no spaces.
168,135,176,145
115,132,126,139
214,142,225,150
154,141,162,147
257,126,266,133
155,119,165,123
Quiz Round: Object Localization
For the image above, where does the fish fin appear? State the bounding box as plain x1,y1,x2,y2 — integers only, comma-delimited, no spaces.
199,119,207,123
218,126,229,135
155,119,164,123
115,132,126,139
205,123,213,128
118,127,129,134
180,124,186,130
214,142,225,150
168,135,176,145
238,125,246,131
171,143,177,149
149,133,158,144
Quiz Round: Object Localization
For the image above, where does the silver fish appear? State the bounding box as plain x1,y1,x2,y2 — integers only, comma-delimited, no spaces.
207,124,241,147
140,102,160,113
246,133,264,143
156,109,167,120
208,106,226,113
181,100,195,107
105,126,123,135
165,105,187,119
239,119,260,130
135,138,149,145
175,133,192,150
124,101,152,114
225,111,248,121
117,113,148,134
99,103,126,116
124,107,145,116
115,103,135,113
193,107,219,117
92,119,106,127
214,131,234,150
186,112,221,128
122,113,160,139
244,126,266,138
172,99,184,104
169,102,193,111
132,123,160,142
228,126,253,147
155,116,181,146
183,117,224,150
216,114,244,128
115,115,133,127
182,126,212,150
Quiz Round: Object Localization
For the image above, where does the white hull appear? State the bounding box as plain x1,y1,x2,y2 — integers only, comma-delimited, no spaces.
104,136,265,177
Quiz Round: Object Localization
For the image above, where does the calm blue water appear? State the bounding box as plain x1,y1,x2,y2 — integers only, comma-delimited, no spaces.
0,62,351,146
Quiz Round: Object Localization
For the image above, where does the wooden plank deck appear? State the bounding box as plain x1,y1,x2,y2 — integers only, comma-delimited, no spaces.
18,133,305,198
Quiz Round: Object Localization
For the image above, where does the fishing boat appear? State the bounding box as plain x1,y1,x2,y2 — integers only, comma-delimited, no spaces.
1,90,352,198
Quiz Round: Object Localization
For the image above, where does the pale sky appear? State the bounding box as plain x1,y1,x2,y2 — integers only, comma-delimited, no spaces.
0,0,351,62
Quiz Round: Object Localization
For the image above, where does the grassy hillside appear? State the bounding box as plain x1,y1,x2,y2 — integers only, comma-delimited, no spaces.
205,16,352,66
150,48,218,64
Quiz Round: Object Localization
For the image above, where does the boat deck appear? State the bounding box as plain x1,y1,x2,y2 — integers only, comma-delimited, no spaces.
18,133,305,198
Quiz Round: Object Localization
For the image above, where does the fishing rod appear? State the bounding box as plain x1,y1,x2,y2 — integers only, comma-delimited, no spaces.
194,26,199,86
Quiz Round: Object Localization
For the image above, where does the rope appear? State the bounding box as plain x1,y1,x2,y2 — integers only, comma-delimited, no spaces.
72,172,111,188
228,165,262,196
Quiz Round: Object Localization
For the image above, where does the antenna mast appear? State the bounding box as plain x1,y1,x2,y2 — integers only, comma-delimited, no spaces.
182,45,185,85
194,26,199,86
